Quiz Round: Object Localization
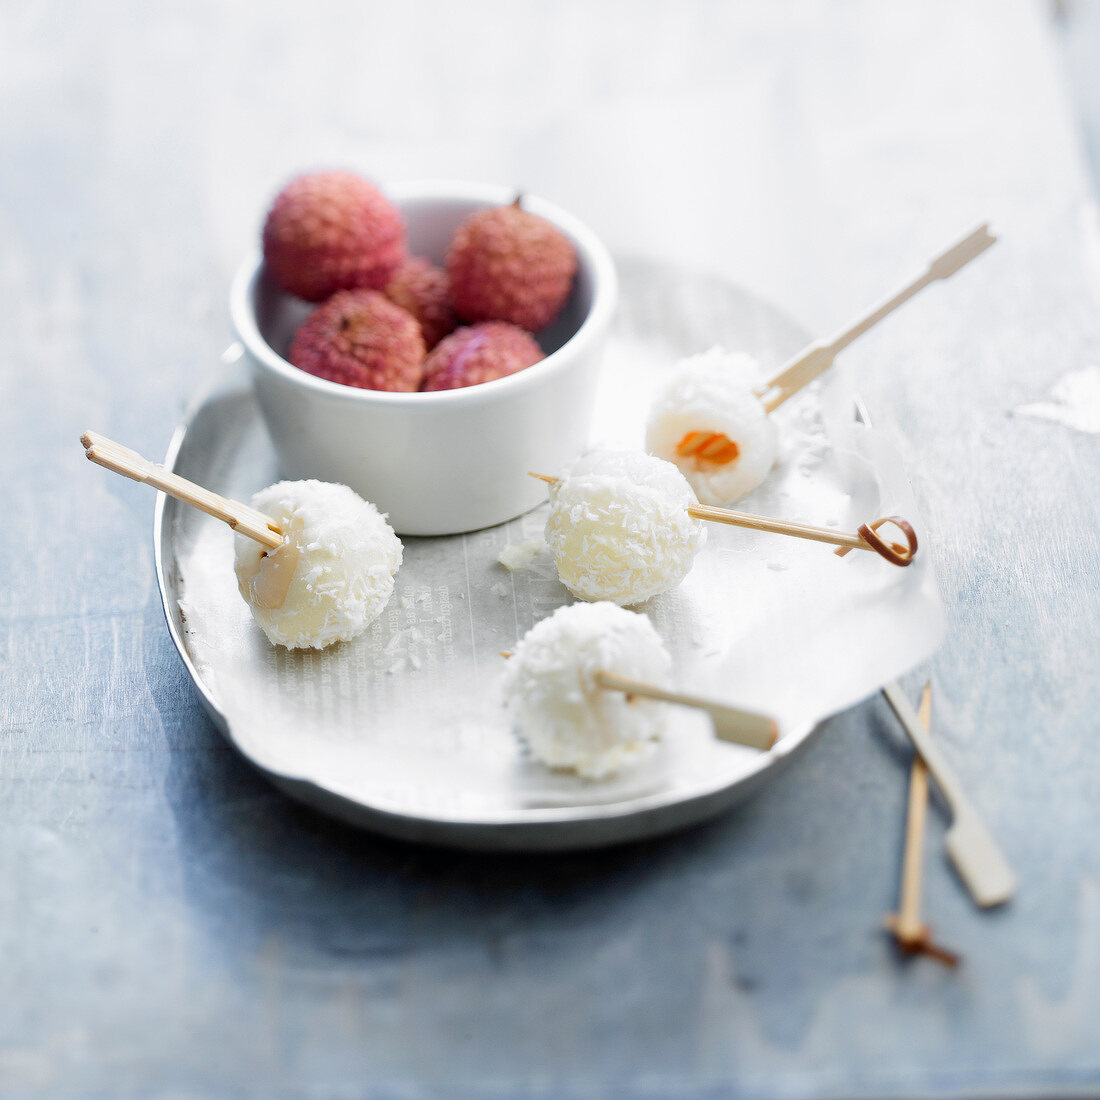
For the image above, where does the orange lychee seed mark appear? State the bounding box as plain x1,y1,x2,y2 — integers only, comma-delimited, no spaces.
675,431,740,465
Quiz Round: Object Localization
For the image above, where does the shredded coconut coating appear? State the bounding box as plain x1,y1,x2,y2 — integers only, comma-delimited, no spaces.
502,602,672,778
497,538,544,571
234,480,402,649
545,449,706,606
645,347,778,505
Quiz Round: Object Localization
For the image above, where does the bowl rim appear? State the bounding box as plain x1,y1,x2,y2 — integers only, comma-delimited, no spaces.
230,179,618,408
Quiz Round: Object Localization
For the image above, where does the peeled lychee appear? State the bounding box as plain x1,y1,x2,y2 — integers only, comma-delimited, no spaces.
420,322,544,392
262,171,407,302
289,289,426,392
383,257,457,350
446,199,577,332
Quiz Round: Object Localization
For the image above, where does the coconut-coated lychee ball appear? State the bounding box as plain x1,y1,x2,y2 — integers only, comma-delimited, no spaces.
545,449,707,606
234,480,402,650
646,347,778,506
420,322,544,392
502,602,672,779
262,171,407,302
446,199,578,332
383,256,457,350
289,289,426,392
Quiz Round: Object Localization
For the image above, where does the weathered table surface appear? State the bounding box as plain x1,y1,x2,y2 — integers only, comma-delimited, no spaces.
3,2,1099,1096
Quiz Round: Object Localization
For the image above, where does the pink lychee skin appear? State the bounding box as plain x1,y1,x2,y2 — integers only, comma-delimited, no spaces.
262,171,407,302
383,257,457,350
446,200,578,332
420,322,545,392
289,289,426,392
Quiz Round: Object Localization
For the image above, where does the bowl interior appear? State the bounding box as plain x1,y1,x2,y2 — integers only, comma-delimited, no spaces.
252,193,598,365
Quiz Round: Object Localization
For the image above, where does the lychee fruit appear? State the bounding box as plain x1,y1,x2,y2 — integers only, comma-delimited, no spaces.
382,257,457,350
289,289,426,392
420,322,545,392
262,171,407,302
446,199,577,332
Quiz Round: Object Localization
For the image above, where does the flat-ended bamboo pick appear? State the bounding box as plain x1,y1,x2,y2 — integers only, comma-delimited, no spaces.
593,669,778,751
498,650,778,751
529,474,918,566
882,681,1016,908
754,224,997,414
883,682,960,967
81,431,284,550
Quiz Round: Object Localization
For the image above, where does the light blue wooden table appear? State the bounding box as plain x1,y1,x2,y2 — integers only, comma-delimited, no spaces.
2,2,1099,1095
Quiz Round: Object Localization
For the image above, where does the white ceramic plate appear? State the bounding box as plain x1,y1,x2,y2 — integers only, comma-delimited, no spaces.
155,259,944,849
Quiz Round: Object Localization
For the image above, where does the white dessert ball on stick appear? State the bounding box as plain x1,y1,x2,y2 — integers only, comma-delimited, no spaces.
645,347,778,506
234,480,402,650
544,449,707,606
503,602,672,779
78,436,402,648
535,449,919,569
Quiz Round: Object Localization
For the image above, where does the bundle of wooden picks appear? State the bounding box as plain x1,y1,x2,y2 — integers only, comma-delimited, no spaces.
882,682,961,968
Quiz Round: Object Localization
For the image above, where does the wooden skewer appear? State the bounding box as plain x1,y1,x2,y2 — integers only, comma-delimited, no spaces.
81,431,284,551
882,681,1016,908
755,224,997,414
883,682,960,968
530,473,918,566
593,669,777,751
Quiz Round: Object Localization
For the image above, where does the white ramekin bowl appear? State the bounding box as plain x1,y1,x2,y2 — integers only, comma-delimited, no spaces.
230,180,617,536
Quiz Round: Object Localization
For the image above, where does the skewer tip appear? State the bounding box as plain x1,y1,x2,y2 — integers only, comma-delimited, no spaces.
528,472,557,485
883,915,961,968
764,721,779,751
712,714,779,752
